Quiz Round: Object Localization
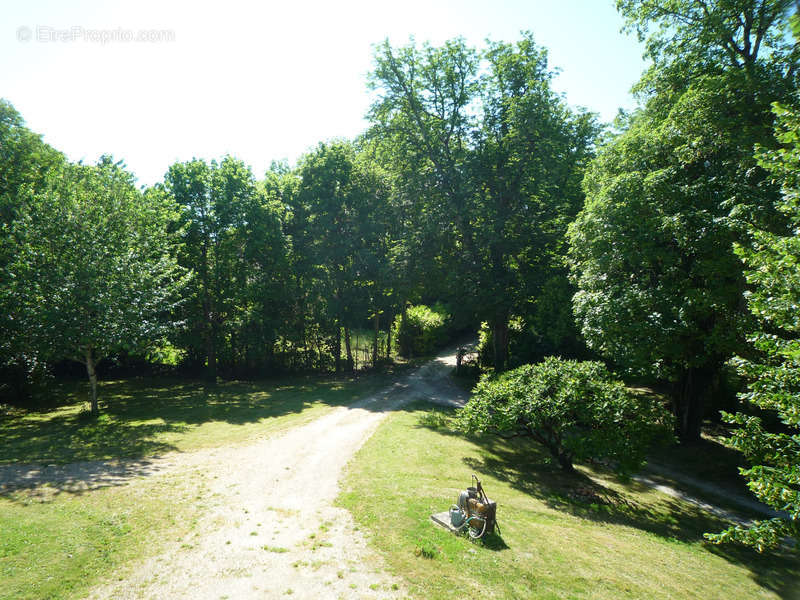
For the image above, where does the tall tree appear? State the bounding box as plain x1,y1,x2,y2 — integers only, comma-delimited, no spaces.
0,100,64,225
568,0,798,441
706,101,800,551
165,156,285,378
369,34,597,370
5,157,187,415
292,141,391,372
0,100,64,399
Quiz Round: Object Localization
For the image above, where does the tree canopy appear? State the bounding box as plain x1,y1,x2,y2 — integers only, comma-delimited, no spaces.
368,33,598,371
568,0,798,441
705,102,800,551
5,157,187,413
458,357,674,474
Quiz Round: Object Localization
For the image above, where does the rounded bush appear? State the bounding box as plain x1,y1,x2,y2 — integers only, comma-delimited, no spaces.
458,357,674,474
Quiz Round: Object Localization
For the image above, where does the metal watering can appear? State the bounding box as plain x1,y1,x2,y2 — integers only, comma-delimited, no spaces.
449,475,498,539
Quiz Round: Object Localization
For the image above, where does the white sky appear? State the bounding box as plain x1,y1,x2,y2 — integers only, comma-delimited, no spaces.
1,0,647,186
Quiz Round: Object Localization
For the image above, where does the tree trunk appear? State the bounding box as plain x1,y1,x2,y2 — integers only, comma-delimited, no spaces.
492,312,509,372
201,240,216,382
673,366,716,443
335,325,342,374
386,311,392,360
85,347,99,416
344,327,354,372
556,450,575,473
206,317,217,382
535,429,575,473
373,311,379,367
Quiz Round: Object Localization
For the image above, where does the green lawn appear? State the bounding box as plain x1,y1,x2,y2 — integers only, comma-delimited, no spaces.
337,402,800,600
0,370,400,465
1,464,209,600
0,370,399,600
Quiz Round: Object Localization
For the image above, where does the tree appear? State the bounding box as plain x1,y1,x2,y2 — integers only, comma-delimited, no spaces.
457,357,674,474
568,0,798,441
368,34,597,371
165,156,286,378
292,141,392,372
392,303,450,357
6,157,187,415
236,171,290,373
617,0,798,94
705,102,800,552
0,100,64,400
0,100,64,225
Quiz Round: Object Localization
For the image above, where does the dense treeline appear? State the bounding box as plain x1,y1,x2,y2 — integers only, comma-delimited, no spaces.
1,31,595,394
1,0,798,549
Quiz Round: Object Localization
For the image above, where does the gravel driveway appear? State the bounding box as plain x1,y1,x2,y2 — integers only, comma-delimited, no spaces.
80,349,466,600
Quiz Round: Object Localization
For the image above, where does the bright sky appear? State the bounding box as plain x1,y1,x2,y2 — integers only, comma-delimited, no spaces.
1,0,647,187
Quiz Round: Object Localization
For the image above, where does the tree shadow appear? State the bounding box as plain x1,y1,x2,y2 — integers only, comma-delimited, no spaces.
648,433,753,497
415,407,799,598
0,371,400,493
0,457,168,501
0,408,187,465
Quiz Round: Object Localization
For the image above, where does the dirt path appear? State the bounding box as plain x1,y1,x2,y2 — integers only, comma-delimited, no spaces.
83,350,466,600
639,463,785,522
7,346,780,598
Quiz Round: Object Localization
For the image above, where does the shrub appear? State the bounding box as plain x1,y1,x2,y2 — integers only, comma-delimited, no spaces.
457,357,674,474
393,304,451,357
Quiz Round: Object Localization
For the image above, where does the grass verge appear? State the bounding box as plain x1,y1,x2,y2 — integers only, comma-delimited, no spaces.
337,402,800,600
0,463,210,600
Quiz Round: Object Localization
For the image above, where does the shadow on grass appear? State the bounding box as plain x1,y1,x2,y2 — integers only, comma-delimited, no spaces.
648,434,755,500
478,530,509,551
0,457,168,500
415,406,800,599
0,370,405,500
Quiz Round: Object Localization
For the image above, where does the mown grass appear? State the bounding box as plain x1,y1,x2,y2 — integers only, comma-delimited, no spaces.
0,465,209,600
0,370,400,465
0,370,399,600
337,402,800,600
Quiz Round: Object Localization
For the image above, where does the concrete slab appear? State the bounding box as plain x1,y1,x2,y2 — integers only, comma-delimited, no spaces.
430,510,461,534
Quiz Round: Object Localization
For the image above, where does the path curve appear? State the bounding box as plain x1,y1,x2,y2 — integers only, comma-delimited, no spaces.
9,346,779,597
85,349,466,600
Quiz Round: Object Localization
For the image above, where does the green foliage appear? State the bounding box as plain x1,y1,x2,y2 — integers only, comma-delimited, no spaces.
4,157,188,410
291,140,397,372
705,102,800,552
165,156,289,377
0,100,65,401
393,304,450,358
568,100,751,380
617,0,798,98
568,0,797,441
0,99,64,225
457,357,674,474
477,276,589,369
369,33,598,370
